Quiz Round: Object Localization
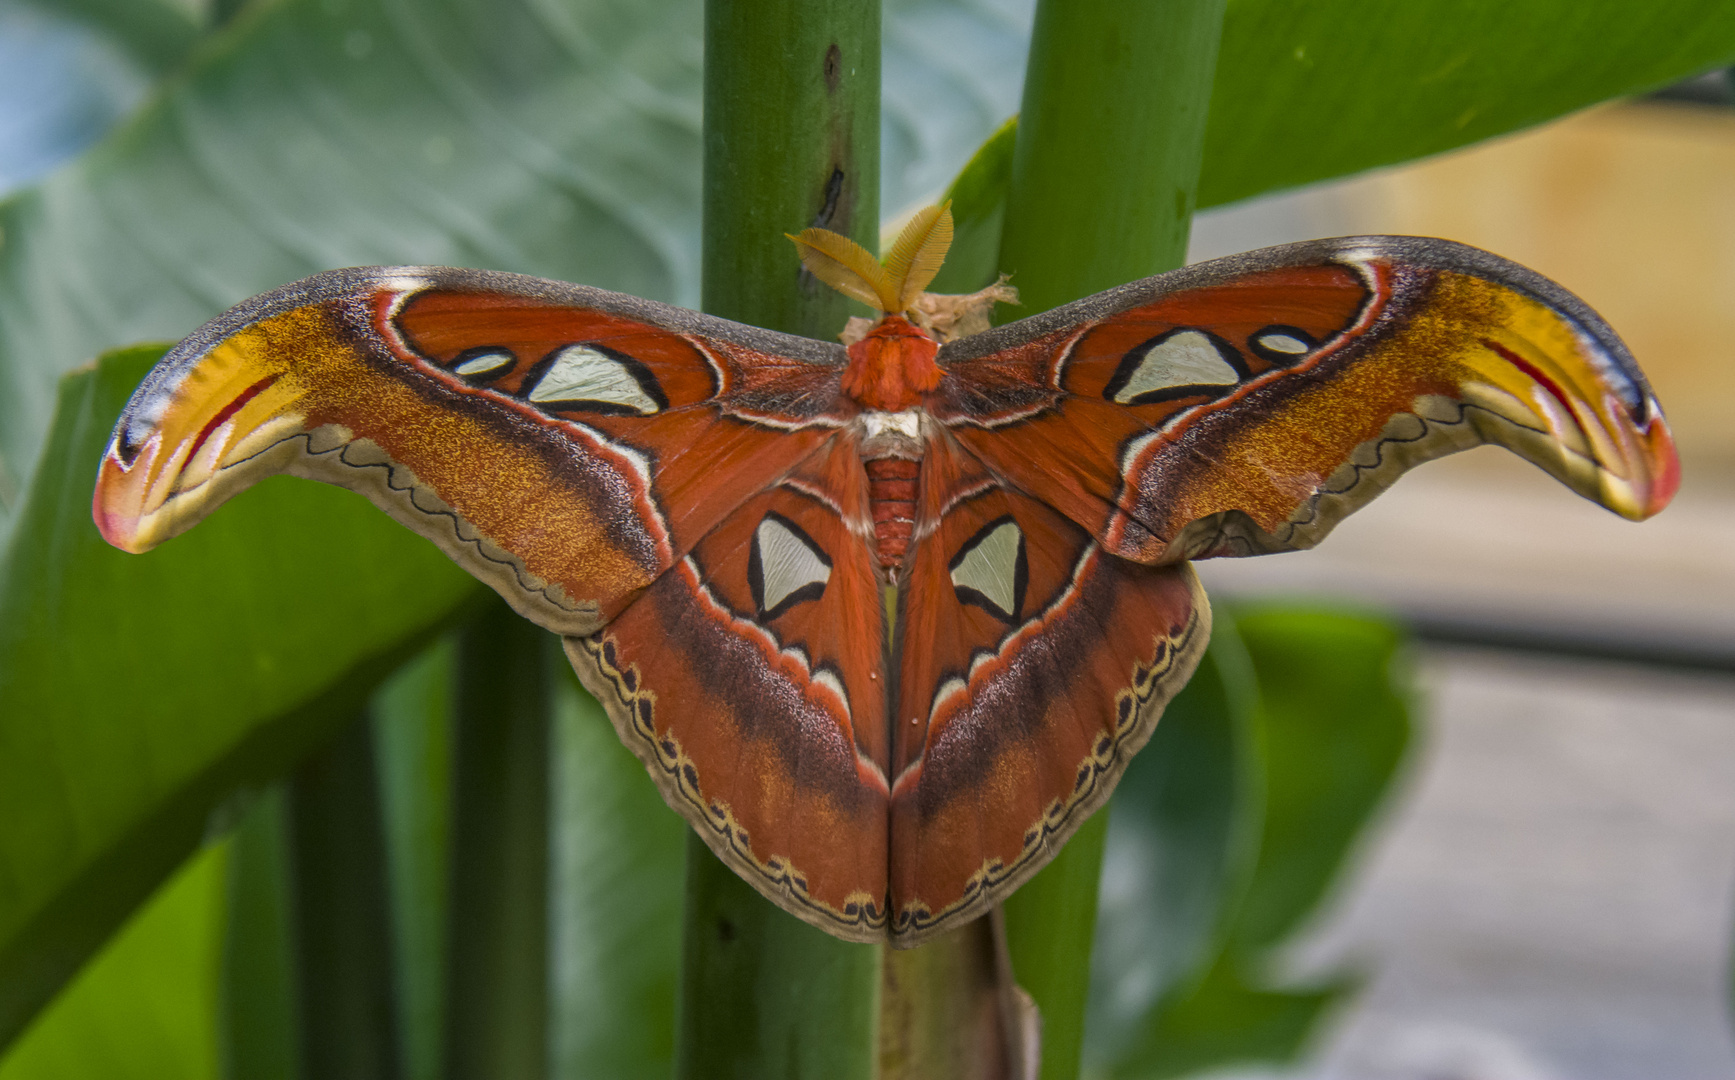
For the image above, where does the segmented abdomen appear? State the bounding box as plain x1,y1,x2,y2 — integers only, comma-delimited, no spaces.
865,457,919,568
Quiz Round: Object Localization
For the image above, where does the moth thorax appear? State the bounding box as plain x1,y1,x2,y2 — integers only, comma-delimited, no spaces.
860,409,925,574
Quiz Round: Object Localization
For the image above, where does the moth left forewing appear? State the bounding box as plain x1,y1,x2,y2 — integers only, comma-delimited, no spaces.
933,237,1677,566
567,434,895,942
887,434,1207,945
95,266,852,637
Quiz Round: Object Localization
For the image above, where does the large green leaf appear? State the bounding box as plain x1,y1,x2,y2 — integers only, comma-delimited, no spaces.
549,666,686,1080
0,0,708,536
1228,606,1414,953
0,346,479,1048
1085,623,1260,1070
934,1,1735,290
0,841,226,1080
1103,606,1414,1078
1199,1,1735,208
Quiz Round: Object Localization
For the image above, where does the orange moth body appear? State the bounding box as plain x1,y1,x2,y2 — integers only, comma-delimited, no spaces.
842,315,943,412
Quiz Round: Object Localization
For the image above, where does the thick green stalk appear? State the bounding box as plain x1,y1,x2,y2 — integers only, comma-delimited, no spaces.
442,600,551,1080
678,1,881,1076
997,0,1226,316
220,788,298,1080
287,714,403,1080
700,0,880,339
879,916,1033,1079
996,2,1227,1078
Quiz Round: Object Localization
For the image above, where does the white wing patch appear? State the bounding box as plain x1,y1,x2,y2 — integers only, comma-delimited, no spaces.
949,518,1025,621
1112,331,1240,404
753,514,832,616
1253,331,1310,357
454,349,515,377
527,345,662,414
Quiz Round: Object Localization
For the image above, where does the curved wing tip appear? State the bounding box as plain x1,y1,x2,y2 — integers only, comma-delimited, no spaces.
90,487,146,553
1639,421,1682,519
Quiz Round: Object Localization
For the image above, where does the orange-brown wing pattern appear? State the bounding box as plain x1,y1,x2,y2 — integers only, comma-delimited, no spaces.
931,237,1678,564
92,236,1684,950
570,433,894,939
885,432,1207,940
94,266,854,634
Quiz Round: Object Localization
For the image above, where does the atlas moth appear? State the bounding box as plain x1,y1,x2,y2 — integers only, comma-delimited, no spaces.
94,202,1677,945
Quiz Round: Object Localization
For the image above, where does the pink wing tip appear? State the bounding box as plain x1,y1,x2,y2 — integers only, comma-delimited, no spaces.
91,456,147,553
1643,416,1682,518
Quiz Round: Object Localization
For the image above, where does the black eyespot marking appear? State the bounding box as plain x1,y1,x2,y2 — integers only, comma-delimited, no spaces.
114,430,144,467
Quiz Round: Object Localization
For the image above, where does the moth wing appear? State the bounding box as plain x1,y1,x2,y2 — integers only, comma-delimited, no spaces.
931,237,1678,564
886,431,1207,944
571,433,894,939
94,266,853,634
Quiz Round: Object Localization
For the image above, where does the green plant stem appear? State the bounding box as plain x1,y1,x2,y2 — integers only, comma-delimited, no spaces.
1001,813,1110,1077
220,788,299,1080
678,1,881,1076
701,0,880,339
442,600,552,1080
997,0,1227,316
287,714,403,1080
996,1,1227,1078
879,916,1031,1079
678,839,883,1079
